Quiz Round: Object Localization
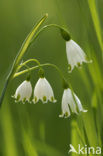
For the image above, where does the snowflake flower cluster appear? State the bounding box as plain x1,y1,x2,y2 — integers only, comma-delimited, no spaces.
13,77,56,104
13,37,90,118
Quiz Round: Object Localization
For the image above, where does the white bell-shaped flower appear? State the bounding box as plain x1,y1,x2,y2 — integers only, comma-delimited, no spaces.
13,80,32,103
59,88,87,118
66,40,92,72
33,77,56,104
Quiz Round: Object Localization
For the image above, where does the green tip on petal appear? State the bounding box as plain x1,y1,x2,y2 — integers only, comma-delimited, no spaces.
64,112,69,118
34,96,37,103
68,64,72,71
43,96,47,102
50,96,57,103
22,98,26,104
51,96,54,102
16,94,20,102
85,56,93,63
77,62,81,67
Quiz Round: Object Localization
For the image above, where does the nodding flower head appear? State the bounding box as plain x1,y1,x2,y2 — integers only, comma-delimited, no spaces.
33,77,56,104
59,88,87,118
66,40,92,72
13,80,32,103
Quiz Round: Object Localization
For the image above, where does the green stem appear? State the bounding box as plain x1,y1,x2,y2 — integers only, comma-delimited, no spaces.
13,63,66,82
30,24,71,45
17,59,41,71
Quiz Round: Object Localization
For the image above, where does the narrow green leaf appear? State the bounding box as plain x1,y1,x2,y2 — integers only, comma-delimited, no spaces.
88,0,103,52
1,100,18,156
13,13,48,70
0,14,48,107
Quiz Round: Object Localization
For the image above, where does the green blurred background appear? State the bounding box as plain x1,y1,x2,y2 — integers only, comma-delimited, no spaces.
0,0,103,156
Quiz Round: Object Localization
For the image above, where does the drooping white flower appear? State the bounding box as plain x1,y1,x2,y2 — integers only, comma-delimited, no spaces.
66,40,92,72
33,77,56,104
59,88,87,118
13,80,32,103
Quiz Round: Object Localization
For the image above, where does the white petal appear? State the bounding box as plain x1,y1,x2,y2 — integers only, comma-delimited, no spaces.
33,78,56,103
64,89,78,114
59,90,71,118
74,94,88,112
59,88,87,118
66,40,91,72
14,80,32,102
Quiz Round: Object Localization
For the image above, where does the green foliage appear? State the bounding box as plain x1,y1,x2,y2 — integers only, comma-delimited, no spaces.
0,0,103,156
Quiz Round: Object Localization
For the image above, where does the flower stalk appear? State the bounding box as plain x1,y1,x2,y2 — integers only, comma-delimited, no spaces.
29,24,71,46
13,63,66,84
